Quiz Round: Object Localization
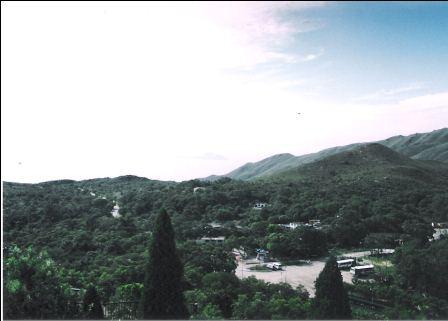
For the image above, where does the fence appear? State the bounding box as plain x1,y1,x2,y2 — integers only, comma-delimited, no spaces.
103,301,139,320
348,293,391,310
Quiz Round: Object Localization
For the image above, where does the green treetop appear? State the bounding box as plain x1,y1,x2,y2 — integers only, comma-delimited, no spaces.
83,285,104,319
312,255,352,319
139,208,189,319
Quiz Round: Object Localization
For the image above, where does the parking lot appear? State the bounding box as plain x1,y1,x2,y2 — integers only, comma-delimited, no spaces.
235,251,370,297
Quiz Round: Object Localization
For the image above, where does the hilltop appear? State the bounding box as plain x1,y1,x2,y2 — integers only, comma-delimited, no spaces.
271,143,448,185
203,128,448,181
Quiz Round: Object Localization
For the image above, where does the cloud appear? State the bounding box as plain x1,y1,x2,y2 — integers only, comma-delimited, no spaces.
354,82,425,102
200,1,327,69
297,49,325,62
397,91,448,111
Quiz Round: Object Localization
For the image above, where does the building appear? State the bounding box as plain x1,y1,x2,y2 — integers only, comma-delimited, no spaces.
433,229,448,240
431,223,448,241
255,248,270,262
193,187,206,193
208,222,223,228
432,222,448,228
196,236,225,244
279,222,303,230
111,204,121,218
370,248,395,256
253,202,268,209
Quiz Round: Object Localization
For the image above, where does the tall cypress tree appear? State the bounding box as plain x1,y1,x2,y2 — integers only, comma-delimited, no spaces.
139,208,189,319
82,285,104,319
312,256,352,319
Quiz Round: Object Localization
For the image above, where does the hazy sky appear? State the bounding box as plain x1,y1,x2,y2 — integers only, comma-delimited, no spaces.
2,1,448,183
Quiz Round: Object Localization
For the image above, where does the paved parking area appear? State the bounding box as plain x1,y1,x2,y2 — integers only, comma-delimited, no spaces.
235,251,370,297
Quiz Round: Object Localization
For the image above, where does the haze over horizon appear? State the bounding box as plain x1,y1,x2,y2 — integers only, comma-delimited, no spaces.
2,1,448,183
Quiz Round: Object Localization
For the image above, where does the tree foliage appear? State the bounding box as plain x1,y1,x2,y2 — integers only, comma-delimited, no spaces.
83,285,104,319
3,245,79,319
139,209,189,319
312,256,352,319
3,159,448,320
394,238,448,299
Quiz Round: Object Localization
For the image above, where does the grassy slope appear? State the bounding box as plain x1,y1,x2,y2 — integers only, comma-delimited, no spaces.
211,128,448,181
270,143,448,184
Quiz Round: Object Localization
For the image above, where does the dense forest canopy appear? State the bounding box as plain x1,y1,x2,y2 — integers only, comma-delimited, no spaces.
3,142,448,319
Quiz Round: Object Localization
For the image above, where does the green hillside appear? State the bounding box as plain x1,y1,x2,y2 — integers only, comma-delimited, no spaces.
271,143,448,184
4,138,448,319
224,153,296,180
380,128,448,159
207,128,448,181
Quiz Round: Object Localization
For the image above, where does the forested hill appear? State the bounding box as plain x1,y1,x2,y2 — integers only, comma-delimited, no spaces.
4,138,448,302
205,128,448,181
271,143,448,184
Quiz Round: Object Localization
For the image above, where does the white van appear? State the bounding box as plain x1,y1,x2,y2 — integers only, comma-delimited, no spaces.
266,262,283,270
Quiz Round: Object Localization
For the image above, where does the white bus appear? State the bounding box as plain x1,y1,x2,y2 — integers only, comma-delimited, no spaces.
350,264,374,276
337,259,355,269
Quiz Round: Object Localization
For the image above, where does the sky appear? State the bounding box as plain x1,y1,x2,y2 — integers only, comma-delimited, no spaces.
2,1,448,183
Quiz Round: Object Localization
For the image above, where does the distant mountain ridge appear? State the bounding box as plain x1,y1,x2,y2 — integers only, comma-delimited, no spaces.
272,142,448,184
380,128,448,161
202,128,448,181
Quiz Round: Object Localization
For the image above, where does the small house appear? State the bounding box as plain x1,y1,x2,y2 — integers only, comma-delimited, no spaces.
208,222,223,228
433,228,448,240
279,222,302,230
255,248,270,262
197,236,225,244
253,202,268,209
309,219,321,226
193,187,206,193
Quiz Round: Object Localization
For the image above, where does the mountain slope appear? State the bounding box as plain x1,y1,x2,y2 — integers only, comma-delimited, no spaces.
380,128,448,159
271,143,448,184
205,128,448,181
224,153,296,181
411,142,448,162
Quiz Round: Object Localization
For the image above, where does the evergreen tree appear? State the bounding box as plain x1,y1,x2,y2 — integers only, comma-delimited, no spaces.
312,256,352,319
139,208,189,319
83,285,104,319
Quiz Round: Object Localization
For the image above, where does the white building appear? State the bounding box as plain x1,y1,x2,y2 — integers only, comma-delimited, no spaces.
253,202,268,209
197,236,225,244
433,228,448,240
431,222,448,241
208,222,223,228
279,222,302,230
111,204,121,218
193,187,206,193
